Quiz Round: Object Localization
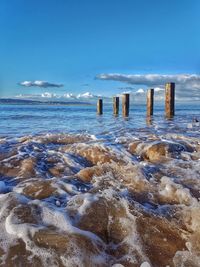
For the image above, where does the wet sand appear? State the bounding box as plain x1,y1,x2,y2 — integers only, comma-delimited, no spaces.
0,129,200,266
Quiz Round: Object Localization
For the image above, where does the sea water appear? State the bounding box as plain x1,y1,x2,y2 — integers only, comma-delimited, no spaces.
0,103,200,138
0,102,200,267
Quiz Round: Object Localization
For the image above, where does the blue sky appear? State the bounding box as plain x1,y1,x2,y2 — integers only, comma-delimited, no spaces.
0,0,200,101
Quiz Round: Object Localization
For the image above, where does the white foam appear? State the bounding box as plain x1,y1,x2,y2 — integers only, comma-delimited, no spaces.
1,130,200,266
159,176,194,205
140,262,151,267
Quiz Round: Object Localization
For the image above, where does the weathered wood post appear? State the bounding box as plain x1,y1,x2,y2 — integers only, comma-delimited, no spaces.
122,93,130,117
146,89,154,117
97,99,103,115
146,116,153,126
113,96,119,116
165,82,175,118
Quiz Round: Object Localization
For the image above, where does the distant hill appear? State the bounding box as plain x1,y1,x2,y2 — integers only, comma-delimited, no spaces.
0,98,92,105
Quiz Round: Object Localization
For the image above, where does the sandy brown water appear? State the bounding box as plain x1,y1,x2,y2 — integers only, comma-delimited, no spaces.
0,125,200,267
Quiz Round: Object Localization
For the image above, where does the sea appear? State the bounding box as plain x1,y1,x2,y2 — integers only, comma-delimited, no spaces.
0,102,200,138
0,101,200,267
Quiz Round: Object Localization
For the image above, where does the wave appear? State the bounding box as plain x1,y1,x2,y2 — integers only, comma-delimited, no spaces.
0,130,200,266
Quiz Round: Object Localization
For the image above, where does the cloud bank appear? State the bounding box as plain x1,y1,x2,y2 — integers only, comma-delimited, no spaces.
116,88,165,102
18,80,63,88
15,92,107,102
96,73,200,101
96,73,200,87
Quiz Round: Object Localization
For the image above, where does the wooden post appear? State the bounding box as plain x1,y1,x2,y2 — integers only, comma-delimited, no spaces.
97,99,103,115
146,89,154,116
122,93,130,117
113,96,119,116
146,116,153,126
165,82,175,118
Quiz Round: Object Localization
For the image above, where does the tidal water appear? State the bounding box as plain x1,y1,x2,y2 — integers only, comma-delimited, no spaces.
0,102,200,267
0,103,200,138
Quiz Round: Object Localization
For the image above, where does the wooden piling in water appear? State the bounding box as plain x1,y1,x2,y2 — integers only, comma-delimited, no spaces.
113,96,119,116
97,99,103,115
122,93,130,117
165,82,175,118
146,89,154,117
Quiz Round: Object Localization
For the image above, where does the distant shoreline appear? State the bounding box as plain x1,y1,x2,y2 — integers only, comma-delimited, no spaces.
0,98,93,106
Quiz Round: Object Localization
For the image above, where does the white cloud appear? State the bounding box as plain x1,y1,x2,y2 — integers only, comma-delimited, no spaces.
154,87,164,92
96,73,200,86
15,91,108,102
77,92,94,99
117,89,165,102
136,88,145,94
18,80,63,88
96,73,200,101
41,92,58,98
63,93,76,99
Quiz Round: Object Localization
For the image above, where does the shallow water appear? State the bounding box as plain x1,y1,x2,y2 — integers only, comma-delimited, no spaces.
0,103,199,138
0,103,200,267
